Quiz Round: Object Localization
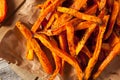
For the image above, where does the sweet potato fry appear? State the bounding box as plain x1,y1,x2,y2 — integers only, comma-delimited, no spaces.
58,32,67,51
16,22,32,39
16,22,53,74
66,23,75,56
93,42,120,79
104,1,119,40
26,40,34,60
31,0,64,32
49,38,61,80
34,33,83,80
0,0,7,23
41,0,55,10
84,15,109,80
76,23,97,55
57,7,102,24
75,21,94,31
58,32,67,74
98,0,107,10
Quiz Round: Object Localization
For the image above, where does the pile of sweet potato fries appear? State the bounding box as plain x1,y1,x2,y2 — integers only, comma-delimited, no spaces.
15,0,120,80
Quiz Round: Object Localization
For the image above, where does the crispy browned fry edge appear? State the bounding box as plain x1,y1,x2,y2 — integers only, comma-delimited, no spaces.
31,0,64,32
76,23,97,55
84,15,109,80
104,1,119,40
57,7,102,24
93,42,120,79
66,23,75,56
34,33,83,80
16,22,53,74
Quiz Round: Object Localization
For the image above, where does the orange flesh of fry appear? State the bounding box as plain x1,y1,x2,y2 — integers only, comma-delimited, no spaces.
93,42,120,79
34,33,83,80
76,23,97,55
57,7,102,24
26,41,34,60
75,21,95,31
31,0,64,32
58,32,67,51
84,15,109,80
16,22,53,74
104,1,119,40
26,50,34,60
0,0,7,22
66,23,75,56
98,0,107,10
